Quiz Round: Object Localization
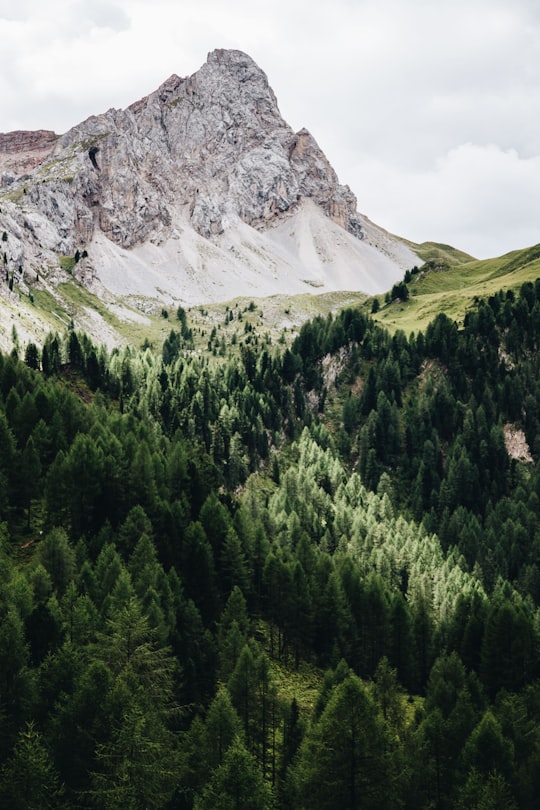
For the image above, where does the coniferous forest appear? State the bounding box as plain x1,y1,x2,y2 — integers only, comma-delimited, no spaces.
1,282,540,808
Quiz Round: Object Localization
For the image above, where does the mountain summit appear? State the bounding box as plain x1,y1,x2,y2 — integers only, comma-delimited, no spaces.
0,49,417,319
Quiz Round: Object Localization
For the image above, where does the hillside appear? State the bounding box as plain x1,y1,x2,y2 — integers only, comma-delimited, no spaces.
1,276,540,807
372,241,540,334
405,239,476,266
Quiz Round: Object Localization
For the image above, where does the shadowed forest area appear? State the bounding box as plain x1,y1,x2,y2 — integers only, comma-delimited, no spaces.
1,281,540,808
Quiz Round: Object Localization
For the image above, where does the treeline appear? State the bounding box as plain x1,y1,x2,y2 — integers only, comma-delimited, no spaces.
0,283,539,807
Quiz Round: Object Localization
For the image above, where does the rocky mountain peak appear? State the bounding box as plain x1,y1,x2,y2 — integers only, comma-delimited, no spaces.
14,48,363,249
0,49,418,341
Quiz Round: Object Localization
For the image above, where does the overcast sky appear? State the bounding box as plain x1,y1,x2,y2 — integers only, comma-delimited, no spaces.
1,0,539,259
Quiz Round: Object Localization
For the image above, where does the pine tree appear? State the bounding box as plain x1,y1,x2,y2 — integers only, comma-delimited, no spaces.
194,737,273,810
90,704,178,809
228,643,258,747
0,605,34,759
219,526,249,598
37,528,76,596
0,721,63,809
24,342,40,371
291,673,396,810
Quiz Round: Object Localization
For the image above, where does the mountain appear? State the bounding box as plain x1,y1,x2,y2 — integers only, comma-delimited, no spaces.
2,50,540,807
0,49,418,350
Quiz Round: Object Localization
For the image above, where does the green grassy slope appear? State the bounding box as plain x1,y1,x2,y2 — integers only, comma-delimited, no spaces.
405,239,476,266
373,242,540,334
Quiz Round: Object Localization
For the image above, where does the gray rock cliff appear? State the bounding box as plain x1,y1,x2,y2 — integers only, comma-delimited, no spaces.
0,49,417,316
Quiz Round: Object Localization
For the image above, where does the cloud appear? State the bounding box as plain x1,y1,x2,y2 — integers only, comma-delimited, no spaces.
0,0,539,258
352,143,540,258
73,0,131,32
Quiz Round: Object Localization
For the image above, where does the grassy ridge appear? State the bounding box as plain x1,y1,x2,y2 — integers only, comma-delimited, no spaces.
405,239,476,266
373,242,540,334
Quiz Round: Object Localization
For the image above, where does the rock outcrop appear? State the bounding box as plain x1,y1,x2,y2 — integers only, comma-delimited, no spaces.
0,130,58,176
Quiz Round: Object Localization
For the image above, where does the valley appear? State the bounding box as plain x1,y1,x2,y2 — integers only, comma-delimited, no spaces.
0,48,539,810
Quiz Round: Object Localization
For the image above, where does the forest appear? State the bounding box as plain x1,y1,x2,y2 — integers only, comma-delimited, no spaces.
1,279,540,808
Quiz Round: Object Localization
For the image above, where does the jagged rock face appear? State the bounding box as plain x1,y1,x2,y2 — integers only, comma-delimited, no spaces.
0,48,418,316
8,50,363,251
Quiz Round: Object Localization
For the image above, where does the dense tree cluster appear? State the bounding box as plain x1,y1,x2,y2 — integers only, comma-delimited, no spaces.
0,281,540,807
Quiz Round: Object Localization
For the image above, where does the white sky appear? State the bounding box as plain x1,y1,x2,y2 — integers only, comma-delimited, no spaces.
1,0,539,259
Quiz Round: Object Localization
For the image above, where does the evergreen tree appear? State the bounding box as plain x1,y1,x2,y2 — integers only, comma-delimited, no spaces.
37,528,76,596
194,737,273,810
203,686,243,771
228,643,258,748
0,605,34,759
291,673,397,810
91,704,178,810
24,342,40,371
0,721,63,809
